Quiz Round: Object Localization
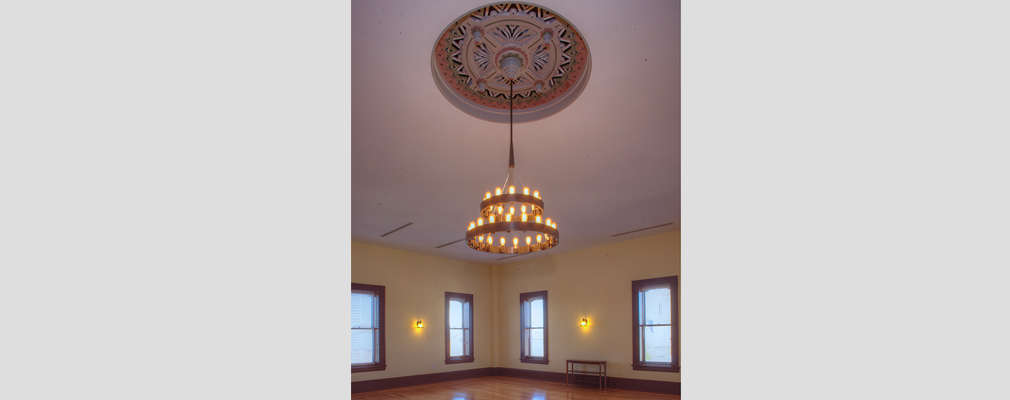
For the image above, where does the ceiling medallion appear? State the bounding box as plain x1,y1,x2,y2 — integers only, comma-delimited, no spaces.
431,2,592,123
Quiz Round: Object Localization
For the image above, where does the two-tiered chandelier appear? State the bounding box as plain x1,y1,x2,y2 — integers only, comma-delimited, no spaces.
465,79,559,254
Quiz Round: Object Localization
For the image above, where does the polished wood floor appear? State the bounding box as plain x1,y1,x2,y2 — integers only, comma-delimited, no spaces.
351,376,680,399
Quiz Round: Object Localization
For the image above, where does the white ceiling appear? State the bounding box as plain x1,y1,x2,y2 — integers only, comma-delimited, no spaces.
352,0,680,264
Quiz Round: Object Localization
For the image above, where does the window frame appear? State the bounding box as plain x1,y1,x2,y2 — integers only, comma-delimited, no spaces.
631,276,679,372
444,291,475,364
351,282,386,373
519,290,549,364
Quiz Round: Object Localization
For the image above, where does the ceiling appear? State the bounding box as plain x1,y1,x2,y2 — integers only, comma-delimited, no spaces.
352,0,680,265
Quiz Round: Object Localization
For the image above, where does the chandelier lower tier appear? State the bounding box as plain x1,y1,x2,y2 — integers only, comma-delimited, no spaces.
465,183,559,254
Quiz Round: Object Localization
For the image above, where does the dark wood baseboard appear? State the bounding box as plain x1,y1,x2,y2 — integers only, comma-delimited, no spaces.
351,367,493,393
493,367,680,395
351,366,679,395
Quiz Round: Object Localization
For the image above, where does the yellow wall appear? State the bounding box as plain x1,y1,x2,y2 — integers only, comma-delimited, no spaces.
351,230,680,383
494,231,680,382
351,241,494,382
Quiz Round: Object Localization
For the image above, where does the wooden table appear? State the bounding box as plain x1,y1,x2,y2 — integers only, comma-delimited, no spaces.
565,359,607,389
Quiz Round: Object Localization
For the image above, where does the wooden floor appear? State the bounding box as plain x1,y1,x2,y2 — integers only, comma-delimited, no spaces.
351,376,680,399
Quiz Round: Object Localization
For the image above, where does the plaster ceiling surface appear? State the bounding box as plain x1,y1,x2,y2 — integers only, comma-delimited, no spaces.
352,0,680,265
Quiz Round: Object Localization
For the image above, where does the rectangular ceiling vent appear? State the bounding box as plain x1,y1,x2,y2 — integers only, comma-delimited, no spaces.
435,238,466,249
496,254,528,261
380,222,413,238
611,222,673,238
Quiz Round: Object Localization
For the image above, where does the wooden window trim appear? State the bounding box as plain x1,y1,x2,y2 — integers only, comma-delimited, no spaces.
631,276,679,372
445,292,475,364
351,283,386,373
519,290,549,364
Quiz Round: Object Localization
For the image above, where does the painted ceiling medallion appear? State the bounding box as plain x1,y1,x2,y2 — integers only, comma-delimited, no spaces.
432,2,592,123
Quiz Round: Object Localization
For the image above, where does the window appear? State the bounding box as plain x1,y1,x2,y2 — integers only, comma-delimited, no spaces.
444,292,474,363
520,290,548,364
632,276,679,372
351,283,385,372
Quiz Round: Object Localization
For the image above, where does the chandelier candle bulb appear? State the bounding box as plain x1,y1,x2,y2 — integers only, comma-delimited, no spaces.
533,191,539,198
485,192,491,199
536,215,542,223
513,237,518,247
522,214,527,222
496,187,502,195
523,187,530,195
500,237,505,246
505,214,511,222
526,236,531,245
537,234,542,243
490,215,495,223
509,186,515,194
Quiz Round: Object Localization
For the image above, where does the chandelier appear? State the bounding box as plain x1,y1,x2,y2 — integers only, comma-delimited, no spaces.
465,78,559,254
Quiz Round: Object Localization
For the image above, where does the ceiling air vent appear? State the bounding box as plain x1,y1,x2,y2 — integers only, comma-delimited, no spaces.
380,222,413,238
611,223,673,238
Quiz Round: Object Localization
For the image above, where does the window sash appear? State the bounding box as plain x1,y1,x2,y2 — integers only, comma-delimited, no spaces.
351,283,385,372
631,276,678,372
519,291,548,363
445,292,474,363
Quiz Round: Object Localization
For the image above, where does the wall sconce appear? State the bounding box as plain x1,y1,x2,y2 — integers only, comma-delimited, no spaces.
416,319,424,328
580,317,588,327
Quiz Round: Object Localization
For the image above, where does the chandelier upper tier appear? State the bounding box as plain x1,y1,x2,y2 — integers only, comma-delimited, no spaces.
431,2,592,123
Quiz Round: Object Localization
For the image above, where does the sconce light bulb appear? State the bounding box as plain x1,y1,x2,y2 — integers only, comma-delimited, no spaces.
581,318,588,326
417,320,423,328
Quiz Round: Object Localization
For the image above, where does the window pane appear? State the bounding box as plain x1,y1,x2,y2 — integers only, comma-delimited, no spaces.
642,286,671,325
449,328,464,356
351,329,374,363
351,292,374,328
530,298,543,328
449,300,462,328
529,328,544,357
641,325,672,363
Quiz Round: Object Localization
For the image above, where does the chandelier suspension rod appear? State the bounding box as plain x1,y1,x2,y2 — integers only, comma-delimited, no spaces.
508,82,514,168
